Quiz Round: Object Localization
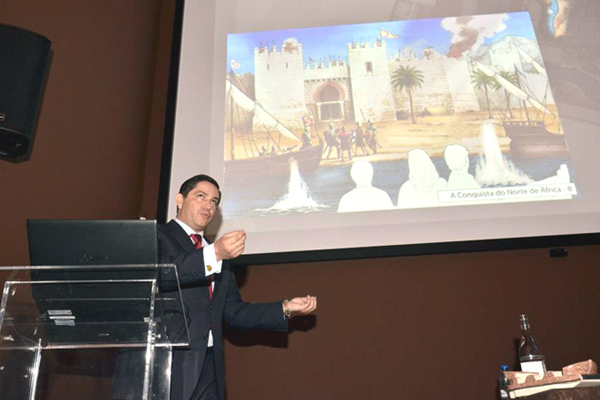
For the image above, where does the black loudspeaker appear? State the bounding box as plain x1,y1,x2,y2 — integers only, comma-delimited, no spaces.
0,24,51,163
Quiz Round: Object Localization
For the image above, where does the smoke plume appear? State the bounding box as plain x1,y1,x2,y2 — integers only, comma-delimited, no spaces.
441,14,508,58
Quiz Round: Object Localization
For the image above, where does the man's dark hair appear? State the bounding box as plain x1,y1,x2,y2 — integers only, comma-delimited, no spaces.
178,174,222,205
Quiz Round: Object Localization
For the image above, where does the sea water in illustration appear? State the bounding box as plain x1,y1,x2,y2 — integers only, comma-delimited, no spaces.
262,158,327,214
474,122,533,187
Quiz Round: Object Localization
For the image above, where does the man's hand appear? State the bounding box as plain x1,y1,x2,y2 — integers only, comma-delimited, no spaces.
214,230,246,261
284,295,317,317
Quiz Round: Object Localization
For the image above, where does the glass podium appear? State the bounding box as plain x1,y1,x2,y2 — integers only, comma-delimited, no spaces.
0,265,189,400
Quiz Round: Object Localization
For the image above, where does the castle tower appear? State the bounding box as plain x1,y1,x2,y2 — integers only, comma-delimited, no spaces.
253,42,307,132
347,40,396,123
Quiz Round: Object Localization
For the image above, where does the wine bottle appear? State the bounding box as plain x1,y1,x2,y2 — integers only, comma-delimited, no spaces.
499,364,510,399
519,314,547,375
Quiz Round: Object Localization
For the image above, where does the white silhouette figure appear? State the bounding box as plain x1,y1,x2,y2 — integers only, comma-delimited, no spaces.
397,149,447,209
337,161,394,213
444,144,480,190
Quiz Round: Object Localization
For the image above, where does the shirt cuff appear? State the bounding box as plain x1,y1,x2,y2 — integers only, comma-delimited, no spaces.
202,243,222,276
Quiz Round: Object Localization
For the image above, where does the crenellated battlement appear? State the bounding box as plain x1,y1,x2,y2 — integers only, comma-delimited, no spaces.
305,60,347,70
393,47,444,63
304,60,349,81
254,40,304,77
347,40,386,50
254,42,303,57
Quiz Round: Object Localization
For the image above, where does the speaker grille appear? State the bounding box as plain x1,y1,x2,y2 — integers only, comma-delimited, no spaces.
0,24,51,162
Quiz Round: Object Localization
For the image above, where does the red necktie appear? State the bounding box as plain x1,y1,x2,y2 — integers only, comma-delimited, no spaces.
190,233,203,249
190,234,213,299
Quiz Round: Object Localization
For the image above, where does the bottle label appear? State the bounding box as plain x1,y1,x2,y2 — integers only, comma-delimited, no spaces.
521,360,547,375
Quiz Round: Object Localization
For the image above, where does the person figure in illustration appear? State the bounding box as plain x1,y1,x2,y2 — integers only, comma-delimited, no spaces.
366,119,379,154
444,144,480,190
397,148,447,209
323,122,340,160
349,128,357,156
270,145,277,157
260,145,268,157
354,122,369,156
337,161,394,212
301,126,312,149
337,123,353,161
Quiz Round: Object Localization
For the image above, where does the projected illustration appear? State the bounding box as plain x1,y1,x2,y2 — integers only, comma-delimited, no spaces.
222,12,578,218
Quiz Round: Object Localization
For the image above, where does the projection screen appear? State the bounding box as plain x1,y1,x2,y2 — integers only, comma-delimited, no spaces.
160,0,600,261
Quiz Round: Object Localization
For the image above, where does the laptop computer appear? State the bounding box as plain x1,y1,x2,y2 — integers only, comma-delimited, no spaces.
25,219,162,347
27,219,158,266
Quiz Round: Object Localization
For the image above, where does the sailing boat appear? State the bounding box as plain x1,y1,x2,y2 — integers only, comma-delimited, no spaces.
474,48,569,159
224,74,323,178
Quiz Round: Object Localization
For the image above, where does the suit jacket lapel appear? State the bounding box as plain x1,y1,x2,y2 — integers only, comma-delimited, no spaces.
165,220,195,252
166,220,213,299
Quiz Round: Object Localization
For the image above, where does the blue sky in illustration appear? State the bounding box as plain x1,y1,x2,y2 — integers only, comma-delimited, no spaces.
226,12,537,75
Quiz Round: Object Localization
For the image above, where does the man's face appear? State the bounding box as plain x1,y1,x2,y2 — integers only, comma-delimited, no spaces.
176,181,220,232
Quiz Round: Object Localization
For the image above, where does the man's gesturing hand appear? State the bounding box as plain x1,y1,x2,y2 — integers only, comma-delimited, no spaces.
214,230,246,261
284,295,317,317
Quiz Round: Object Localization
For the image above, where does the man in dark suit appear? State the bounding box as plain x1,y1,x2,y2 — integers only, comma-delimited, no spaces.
159,174,317,400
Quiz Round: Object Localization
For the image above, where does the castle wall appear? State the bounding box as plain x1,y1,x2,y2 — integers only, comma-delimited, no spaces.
304,62,353,122
487,37,529,72
390,49,454,115
347,41,397,123
443,57,481,112
304,61,349,81
254,44,307,131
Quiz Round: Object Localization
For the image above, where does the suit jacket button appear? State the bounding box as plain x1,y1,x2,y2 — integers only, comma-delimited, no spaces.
207,265,212,272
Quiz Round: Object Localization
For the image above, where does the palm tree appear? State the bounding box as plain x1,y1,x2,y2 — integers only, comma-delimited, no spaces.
471,69,496,119
494,70,518,119
391,65,424,124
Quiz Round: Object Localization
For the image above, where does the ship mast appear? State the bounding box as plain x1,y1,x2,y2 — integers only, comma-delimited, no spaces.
514,64,531,123
225,77,303,159
227,72,262,159
228,72,235,160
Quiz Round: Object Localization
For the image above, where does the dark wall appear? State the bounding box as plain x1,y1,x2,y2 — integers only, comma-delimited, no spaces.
0,0,168,265
1,2,599,400
225,245,600,400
